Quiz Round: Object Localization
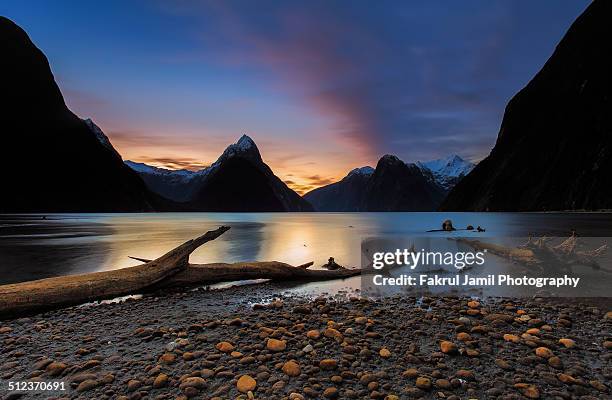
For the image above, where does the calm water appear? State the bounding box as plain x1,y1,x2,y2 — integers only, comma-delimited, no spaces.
1,213,611,296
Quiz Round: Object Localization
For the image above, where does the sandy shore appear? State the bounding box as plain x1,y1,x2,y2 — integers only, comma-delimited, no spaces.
0,283,610,399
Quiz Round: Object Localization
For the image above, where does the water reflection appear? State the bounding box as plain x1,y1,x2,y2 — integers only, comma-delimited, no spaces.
1,213,611,290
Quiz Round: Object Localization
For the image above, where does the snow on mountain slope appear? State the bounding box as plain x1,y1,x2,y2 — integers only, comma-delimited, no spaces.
124,161,198,180
347,166,375,177
419,155,474,178
124,134,311,210
83,118,122,159
124,134,258,183
417,155,475,191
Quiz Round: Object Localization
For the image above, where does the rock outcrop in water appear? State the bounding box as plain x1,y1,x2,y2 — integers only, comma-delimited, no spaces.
442,0,612,211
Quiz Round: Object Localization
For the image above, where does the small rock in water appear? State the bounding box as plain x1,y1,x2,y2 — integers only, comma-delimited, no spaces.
442,219,455,231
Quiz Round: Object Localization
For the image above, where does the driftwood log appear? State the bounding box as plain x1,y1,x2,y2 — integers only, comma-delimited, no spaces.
0,226,231,319
0,226,360,319
454,235,610,272
152,261,359,289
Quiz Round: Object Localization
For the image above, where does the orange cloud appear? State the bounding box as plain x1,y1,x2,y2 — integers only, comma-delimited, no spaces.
133,156,209,171
285,174,338,195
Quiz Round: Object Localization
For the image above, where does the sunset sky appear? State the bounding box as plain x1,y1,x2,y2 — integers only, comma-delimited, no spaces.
1,0,589,194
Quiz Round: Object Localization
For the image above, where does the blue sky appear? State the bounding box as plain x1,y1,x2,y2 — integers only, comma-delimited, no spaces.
1,0,590,193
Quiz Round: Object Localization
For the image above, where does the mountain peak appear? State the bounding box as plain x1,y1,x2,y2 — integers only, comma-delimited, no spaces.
416,154,475,191
236,134,256,149
218,134,261,163
448,154,464,163
418,155,474,178
347,166,374,177
378,154,402,164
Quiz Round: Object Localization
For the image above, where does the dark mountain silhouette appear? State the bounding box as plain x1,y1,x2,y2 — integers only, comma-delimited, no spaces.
124,161,199,203
304,156,445,211
127,135,313,212
304,167,373,211
442,0,612,211
189,136,312,211
0,17,169,212
362,155,445,211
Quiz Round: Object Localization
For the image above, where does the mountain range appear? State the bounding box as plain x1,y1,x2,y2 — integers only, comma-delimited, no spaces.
0,15,310,212
303,154,473,211
442,0,612,211
127,149,473,212
126,135,312,211
3,0,612,213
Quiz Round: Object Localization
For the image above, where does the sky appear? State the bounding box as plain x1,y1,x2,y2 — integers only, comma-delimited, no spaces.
1,0,590,194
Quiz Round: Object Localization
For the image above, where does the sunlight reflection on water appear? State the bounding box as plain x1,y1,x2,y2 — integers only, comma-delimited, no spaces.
1,213,611,295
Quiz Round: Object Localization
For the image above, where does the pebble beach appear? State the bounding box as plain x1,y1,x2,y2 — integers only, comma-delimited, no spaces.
1,284,611,400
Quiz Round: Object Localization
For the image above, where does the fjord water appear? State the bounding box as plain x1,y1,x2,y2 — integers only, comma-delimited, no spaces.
0,213,611,296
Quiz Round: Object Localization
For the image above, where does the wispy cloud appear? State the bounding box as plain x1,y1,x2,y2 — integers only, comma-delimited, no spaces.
131,156,209,171
156,1,559,163
16,0,588,182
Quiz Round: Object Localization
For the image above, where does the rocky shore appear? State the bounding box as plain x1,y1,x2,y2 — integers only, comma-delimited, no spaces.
0,284,610,399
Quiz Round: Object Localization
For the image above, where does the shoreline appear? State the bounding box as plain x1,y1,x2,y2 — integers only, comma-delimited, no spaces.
0,283,610,399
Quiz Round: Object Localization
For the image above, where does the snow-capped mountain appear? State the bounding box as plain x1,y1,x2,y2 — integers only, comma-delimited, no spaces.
217,134,259,162
304,155,445,211
347,166,375,177
125,135,312,211
187,134,312,211
362,155,446,211
123,161,200,202
124,161,198,180
417,155,475,190
419,155,474,178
